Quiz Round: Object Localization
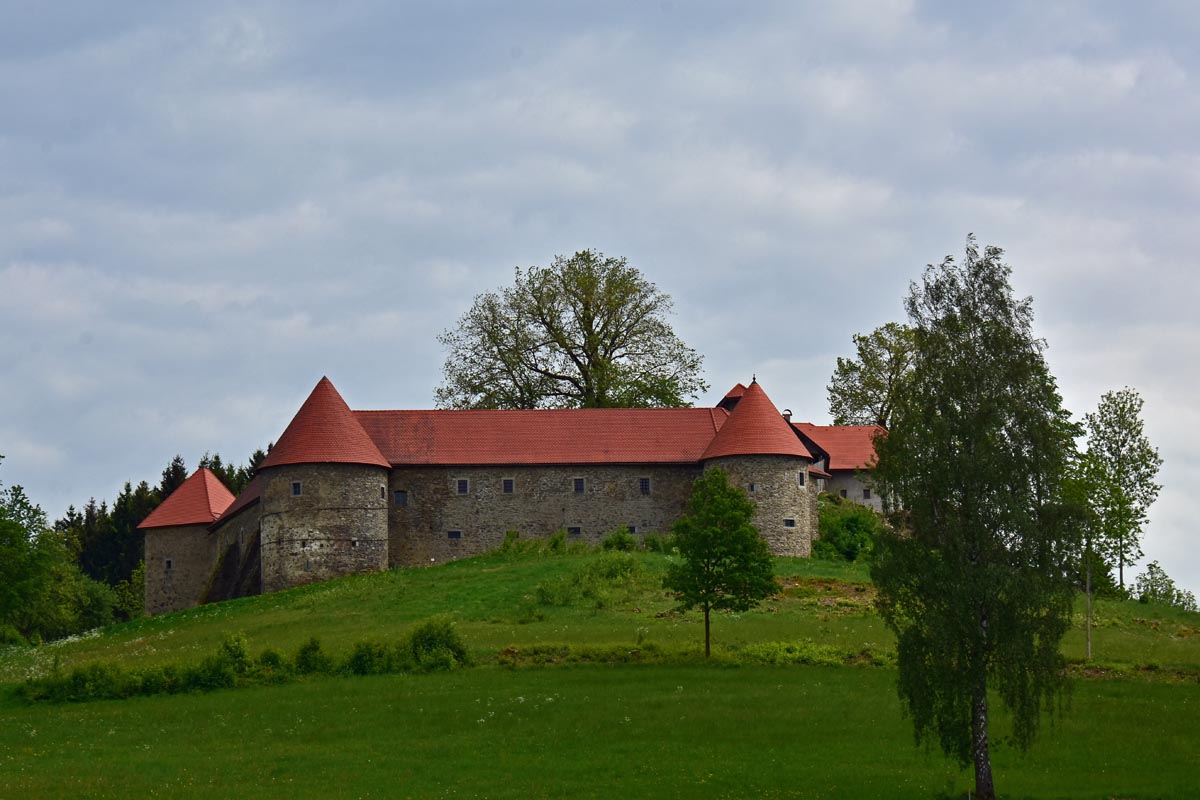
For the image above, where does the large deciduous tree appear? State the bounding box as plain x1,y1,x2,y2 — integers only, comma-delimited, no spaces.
1081,387,1162,590
870,237,1081,800
436,250,707,409
664,468,776,658
827,321,915,428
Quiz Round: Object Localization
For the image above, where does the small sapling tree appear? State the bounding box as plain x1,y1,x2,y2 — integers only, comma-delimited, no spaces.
664,468,776,657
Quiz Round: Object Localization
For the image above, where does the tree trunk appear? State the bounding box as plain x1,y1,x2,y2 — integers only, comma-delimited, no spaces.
704,605,711,658
1119,549,1125,591
1086,556,1093,661
972,674,995,800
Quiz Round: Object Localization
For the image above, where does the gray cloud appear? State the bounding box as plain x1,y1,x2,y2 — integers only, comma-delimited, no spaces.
1,0,1196,592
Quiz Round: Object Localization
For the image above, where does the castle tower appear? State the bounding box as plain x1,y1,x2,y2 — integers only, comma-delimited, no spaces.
702,379,817,557
139,468,235,615
257,377,391,593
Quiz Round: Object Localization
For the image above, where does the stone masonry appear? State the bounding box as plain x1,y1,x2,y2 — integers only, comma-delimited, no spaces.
259,463,389,593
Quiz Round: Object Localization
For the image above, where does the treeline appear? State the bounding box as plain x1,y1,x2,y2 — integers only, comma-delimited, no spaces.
1,448,264,646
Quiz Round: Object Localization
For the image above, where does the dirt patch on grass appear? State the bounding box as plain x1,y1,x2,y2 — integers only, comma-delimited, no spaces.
779,578,876,611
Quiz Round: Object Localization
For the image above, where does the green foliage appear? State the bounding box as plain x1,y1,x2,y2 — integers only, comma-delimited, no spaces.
601,527,637,552
0,460,121,642
1080,387,1163,589
402,618,471,672
814,494,883,561
535,551,645,609
113,560,146,621
665,468,777,656
1134,562,1198,612
827,321,916,428
346,640,395,675
436,249,708,409
294,637,335,675
20,623,471,704
639,532,675,553
870,237,1080,797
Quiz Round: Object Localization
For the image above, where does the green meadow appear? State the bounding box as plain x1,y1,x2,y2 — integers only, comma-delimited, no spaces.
3,548,1198,798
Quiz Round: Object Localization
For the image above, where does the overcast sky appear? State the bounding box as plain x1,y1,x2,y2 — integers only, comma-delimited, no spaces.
2,1,1196,592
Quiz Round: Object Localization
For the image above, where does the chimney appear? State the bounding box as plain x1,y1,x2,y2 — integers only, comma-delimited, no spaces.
782,408,792,422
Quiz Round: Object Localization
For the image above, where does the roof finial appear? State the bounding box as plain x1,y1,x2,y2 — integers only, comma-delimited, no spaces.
751,374,757,384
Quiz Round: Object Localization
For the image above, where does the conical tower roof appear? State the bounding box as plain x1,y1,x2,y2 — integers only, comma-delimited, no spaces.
258,377,390,470
138,468,236,529
701,379,811,460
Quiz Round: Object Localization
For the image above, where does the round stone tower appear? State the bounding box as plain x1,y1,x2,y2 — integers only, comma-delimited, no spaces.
701,379,816,557
257,377,391,593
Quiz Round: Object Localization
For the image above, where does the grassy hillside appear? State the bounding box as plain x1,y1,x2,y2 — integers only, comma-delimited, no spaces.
3,547,1199,798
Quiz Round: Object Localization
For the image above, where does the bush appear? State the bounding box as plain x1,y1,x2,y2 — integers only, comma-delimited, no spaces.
403,618,470,672
601,527,637,552
0,623,27,647
546,529,567,554
294,637,335,675
814,494,884,561
535,552,643,610
640,533,676,553
346,640,394,675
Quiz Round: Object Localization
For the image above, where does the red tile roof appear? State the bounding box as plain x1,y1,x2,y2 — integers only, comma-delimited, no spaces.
792,423,884,471
259,377,390,470
355,407,729,465
723,383,747,399
701,381,812,460
210,473,263,530
139,468,235,530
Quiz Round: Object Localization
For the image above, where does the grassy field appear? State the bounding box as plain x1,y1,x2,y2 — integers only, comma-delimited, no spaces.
3,548,1199,798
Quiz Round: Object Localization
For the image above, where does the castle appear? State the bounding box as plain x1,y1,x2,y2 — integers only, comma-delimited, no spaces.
138,377,882,616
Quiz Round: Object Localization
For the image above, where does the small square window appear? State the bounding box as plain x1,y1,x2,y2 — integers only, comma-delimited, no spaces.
457,479,469,495
394,489,409,507
447,530,462,540
628,525,637,534
351,539,359,548
292,481,302,496
165,558,173,570
567,526,582,536
797,472,805,487
503,478,514,494
573,477,585,494
639,477,651,496
840,489,848,498
784,519,796,528
749,483,757,493
380,485,386,499
863,488,872,500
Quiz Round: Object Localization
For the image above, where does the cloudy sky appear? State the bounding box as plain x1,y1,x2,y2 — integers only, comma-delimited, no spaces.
2,1,1196,591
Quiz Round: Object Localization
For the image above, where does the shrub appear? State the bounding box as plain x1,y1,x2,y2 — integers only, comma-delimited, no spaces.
601,527,637,552
546,529,567,554
0,623,27,647
346,640,393,675
294,637,335,675
403,618,470,672
814,494,884,561
257,648,290,683
738,641,848,667
640,533,676,553
218,632,252,675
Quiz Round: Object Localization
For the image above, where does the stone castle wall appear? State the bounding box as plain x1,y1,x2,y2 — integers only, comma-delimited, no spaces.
259,463,389,593
703,455,817,557
387,463,704,566
144,523,217,615
205,504,263,603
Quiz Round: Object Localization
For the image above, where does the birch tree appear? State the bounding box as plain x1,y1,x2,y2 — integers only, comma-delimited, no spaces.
870,237,1080,800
